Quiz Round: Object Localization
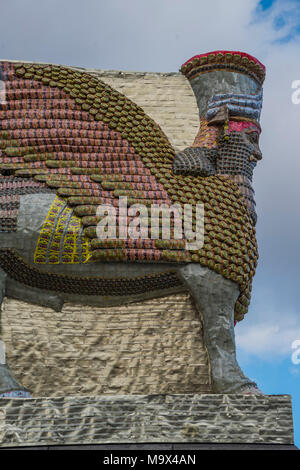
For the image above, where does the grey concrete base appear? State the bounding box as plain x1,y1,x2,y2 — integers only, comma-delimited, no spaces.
0,444,298,451
0,394,294,448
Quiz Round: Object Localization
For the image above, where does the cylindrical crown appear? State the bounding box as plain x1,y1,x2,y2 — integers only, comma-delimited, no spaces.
180,50,265,85
180,50,265,123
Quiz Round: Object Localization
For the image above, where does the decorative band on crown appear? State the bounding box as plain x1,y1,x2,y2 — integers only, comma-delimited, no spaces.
180,50,266,86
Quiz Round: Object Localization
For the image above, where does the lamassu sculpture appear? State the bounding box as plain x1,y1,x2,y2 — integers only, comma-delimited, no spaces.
0,50,265,396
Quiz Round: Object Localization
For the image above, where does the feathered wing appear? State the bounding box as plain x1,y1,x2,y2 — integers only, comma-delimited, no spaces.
0,60,257,321
0,61,178,260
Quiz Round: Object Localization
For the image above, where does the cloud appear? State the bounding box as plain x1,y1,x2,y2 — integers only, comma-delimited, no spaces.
256,0,300,43
236,279,300,361
0,0,298,70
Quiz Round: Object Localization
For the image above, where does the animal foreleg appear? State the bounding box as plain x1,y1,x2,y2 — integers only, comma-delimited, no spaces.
0,268,31,397
178,264,261,394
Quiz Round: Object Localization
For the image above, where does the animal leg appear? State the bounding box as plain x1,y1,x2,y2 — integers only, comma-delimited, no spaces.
0,268,31,397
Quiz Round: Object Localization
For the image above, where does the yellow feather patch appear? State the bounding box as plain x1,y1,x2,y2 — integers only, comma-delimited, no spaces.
34,196,92,264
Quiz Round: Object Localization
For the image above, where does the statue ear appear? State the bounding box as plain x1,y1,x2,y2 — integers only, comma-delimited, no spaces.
207,104,229,126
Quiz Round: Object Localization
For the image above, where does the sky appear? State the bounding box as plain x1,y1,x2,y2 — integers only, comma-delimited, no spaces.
0,0,300,448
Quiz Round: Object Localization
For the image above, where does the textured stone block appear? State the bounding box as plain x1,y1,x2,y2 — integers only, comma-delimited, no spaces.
0,394,294,447
1,294,211,396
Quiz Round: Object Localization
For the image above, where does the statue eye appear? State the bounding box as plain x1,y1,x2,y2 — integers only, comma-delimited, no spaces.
249,132,259,144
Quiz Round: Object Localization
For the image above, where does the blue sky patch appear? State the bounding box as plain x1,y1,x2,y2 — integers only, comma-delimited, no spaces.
259,0,276,10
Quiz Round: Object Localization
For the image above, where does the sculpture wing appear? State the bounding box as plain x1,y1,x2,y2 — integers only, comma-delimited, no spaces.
0,60,177,261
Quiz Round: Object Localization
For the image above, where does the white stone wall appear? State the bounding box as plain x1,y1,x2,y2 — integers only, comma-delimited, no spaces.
0,293,211,397
87,70,200,151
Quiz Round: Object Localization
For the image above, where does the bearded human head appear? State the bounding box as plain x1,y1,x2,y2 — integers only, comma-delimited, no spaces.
174,50,266,225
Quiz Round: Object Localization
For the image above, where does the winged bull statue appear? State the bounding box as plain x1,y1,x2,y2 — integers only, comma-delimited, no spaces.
0,50,265,397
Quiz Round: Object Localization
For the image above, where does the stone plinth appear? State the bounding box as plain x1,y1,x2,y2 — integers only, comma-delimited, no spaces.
0,394,294,447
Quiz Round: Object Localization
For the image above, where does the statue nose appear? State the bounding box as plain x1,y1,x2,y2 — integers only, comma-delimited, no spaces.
249,149,262,162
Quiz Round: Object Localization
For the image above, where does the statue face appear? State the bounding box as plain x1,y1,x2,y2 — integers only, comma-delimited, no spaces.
173,116,262,224
242,127,262,163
